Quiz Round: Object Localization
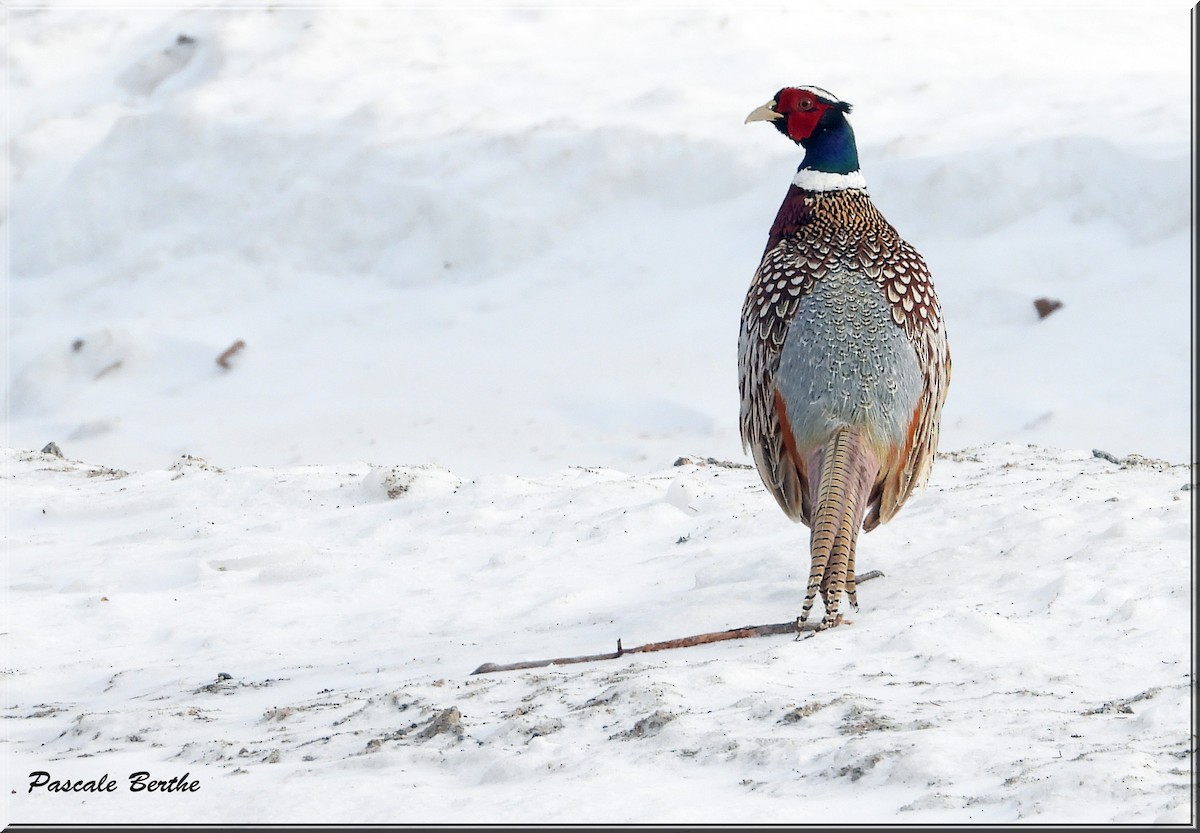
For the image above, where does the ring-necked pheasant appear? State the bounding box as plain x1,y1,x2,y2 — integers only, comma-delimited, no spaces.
739,86,951,630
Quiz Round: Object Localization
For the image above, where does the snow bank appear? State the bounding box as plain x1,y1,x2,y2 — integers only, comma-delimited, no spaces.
6,5,1193,477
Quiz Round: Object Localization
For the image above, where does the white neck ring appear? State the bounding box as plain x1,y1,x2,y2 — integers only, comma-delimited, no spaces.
792,168,867,192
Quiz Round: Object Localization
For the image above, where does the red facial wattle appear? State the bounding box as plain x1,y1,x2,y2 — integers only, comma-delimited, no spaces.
785,110,825,141
774,88,831,142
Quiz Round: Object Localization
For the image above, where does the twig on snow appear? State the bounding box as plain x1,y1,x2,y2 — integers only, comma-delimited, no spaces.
471,570,886,675
217,339,246,369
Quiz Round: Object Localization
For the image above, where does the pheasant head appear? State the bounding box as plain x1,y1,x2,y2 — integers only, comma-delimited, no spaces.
745,86,860,178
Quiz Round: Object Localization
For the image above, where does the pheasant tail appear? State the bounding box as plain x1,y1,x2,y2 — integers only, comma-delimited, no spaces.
801,427,879,629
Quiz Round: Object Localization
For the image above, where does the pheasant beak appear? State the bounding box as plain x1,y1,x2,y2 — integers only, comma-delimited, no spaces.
744,101,783,124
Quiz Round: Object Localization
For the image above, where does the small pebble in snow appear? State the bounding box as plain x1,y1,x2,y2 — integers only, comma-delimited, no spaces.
1033,297,1063,319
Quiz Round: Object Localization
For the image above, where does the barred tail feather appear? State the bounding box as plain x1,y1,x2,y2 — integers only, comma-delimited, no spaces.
799,427,879,628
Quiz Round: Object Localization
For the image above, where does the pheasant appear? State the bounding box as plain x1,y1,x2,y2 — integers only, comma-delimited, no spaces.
739,86,950,630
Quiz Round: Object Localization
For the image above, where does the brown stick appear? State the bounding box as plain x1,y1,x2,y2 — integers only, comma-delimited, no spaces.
471,570,885,674
217,339,246,369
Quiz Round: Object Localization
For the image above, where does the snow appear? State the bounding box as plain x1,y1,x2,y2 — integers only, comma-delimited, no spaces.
4,2,1194,826
6,446,1195,823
